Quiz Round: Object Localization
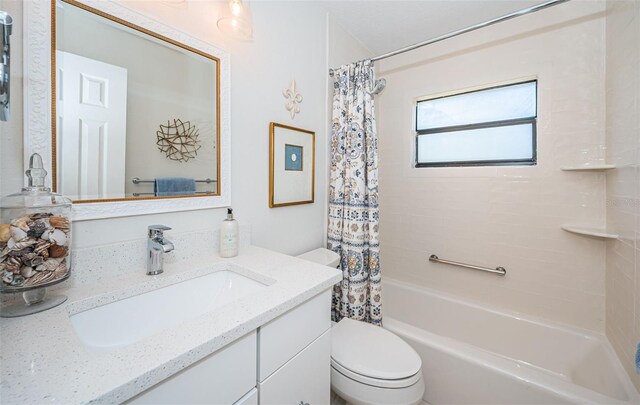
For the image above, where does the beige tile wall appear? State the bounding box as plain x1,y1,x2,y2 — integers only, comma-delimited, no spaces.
605,0,640,391
376,1,609,332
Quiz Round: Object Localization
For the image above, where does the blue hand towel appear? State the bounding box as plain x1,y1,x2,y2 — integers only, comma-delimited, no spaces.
636,342,640,374
154,177,196,197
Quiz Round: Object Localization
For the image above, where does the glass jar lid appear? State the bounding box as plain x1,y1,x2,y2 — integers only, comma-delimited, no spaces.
0,154,72,210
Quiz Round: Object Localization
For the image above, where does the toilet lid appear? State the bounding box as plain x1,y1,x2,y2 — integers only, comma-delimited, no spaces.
297,248,340,268
331,318,422,381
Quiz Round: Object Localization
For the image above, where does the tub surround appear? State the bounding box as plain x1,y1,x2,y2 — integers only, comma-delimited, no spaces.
0,243,341,404
376,0,608,332
604,0,640,392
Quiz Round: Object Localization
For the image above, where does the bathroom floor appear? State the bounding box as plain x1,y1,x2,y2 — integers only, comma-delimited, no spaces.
331,390,431,405
330,390,346,405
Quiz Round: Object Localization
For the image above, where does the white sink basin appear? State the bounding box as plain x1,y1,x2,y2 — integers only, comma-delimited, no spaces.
70,270,267,351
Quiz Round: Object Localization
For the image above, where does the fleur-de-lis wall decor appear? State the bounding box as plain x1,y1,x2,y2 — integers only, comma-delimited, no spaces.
283,79,303,119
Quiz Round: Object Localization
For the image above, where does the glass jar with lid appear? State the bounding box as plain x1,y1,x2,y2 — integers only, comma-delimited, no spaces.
0,154,71,316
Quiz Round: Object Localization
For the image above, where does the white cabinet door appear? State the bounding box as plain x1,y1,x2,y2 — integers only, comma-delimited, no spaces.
258,290,331,381
126,332,257,405
259,329,331,405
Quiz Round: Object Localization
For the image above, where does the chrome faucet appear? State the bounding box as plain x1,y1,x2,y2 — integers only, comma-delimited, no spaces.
147,225,174,275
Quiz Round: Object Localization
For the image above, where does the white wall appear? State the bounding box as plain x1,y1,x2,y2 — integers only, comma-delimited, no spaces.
605,0,640,390
376,1,608,332
1,0,330,256
327,15,372,69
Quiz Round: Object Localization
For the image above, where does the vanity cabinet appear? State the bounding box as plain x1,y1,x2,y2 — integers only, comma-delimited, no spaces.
259,330,331,405
126,290,332,405
258,290,331,405
258,289,331,380
127,332,257,405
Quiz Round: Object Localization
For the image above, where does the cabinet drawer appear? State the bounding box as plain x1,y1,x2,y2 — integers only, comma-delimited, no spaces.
258,290,331,381
127,332,257,405
258,329,331,405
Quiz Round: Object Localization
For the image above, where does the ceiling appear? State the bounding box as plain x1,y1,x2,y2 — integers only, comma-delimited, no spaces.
322,0,551,56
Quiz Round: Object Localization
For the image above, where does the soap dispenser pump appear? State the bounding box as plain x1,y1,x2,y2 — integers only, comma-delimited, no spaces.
219,208,238,258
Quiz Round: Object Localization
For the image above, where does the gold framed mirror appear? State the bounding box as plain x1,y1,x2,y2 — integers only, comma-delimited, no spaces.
51,0,221,203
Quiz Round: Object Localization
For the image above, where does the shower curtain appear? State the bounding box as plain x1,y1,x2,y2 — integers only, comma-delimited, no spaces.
328,60,382,326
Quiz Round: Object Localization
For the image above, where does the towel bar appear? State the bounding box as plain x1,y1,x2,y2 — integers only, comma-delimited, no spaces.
133,191,214,197
132,177,217,184
429,254,506,276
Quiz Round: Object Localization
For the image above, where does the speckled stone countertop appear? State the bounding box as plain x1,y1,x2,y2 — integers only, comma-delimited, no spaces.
0,246,341,404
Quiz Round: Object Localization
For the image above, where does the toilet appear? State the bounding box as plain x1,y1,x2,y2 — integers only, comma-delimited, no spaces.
298,248,425,405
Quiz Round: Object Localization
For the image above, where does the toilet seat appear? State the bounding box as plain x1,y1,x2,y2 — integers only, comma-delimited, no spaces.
331,358,422,388
330,318,422,388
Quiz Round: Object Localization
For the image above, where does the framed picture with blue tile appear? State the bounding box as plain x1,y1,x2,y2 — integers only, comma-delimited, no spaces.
284,144,303,171
269,122,315,208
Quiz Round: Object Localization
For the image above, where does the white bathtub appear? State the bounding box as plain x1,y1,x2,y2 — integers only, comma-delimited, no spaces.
382,278,640,405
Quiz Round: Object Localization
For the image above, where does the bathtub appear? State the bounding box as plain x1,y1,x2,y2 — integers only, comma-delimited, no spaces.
382,278,640,405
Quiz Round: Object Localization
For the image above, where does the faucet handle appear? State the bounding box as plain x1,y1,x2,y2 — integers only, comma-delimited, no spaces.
148,225,172,238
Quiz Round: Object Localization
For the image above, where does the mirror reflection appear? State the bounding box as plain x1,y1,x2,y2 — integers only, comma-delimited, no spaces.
54,0,219,201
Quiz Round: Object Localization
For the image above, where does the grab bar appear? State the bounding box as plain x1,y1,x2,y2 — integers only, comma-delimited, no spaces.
429,254,506,276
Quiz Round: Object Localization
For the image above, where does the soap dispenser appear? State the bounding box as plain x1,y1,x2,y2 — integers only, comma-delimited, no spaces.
219,208,239,258
0,153,72,317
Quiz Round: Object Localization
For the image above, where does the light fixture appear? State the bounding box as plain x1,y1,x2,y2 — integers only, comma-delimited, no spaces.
217,0,253,40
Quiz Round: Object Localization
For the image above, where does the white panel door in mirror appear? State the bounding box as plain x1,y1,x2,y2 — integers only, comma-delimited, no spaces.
57,51,127,200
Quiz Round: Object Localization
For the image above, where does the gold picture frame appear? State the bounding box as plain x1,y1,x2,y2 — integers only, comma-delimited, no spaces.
269,122,315,208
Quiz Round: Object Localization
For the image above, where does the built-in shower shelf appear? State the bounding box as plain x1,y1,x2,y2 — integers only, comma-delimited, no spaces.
560,164,616,171
561,225,618,239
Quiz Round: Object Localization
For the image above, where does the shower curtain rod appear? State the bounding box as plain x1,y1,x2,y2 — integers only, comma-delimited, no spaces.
328,0,569,76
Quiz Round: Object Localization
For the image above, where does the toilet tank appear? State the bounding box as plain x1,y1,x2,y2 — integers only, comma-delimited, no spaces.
297,248,340,268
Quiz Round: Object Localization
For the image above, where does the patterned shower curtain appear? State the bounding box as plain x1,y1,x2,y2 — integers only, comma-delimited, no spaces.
328,60,382,326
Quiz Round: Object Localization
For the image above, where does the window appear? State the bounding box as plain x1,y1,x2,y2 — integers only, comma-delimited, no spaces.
415,80,537,167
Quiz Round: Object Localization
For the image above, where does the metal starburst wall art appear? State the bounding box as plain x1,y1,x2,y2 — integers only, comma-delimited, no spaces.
156,119,202,162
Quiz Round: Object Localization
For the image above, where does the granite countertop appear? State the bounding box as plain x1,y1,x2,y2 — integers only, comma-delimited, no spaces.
0,246,341,404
